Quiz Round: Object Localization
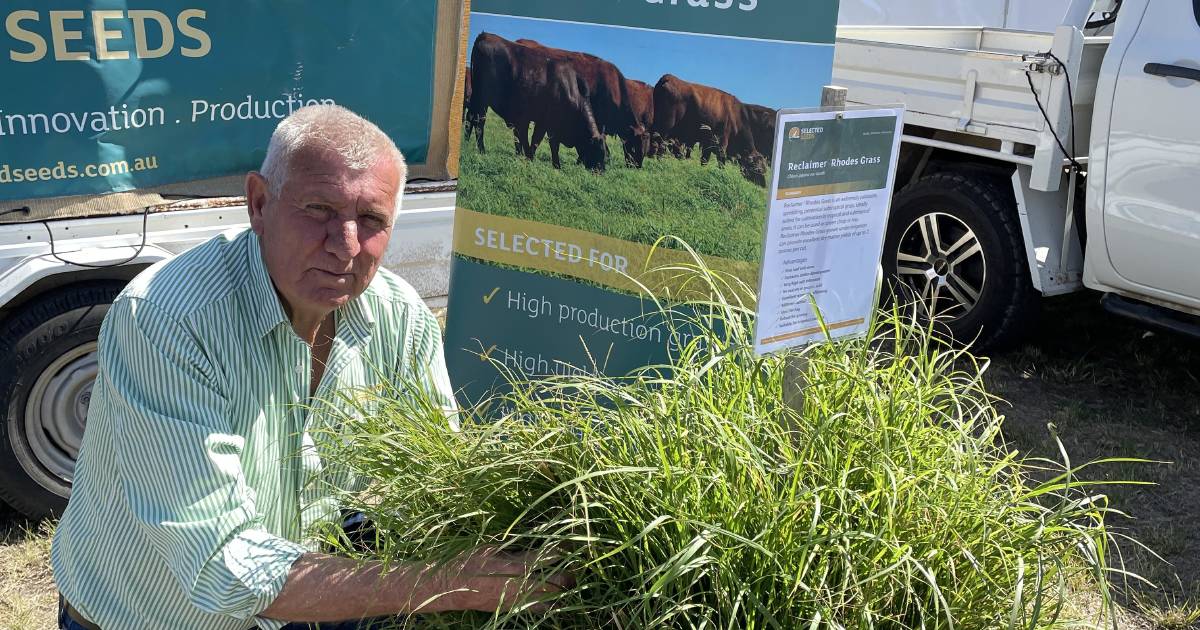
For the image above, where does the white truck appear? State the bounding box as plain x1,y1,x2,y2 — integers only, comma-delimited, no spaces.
833,0,1200,348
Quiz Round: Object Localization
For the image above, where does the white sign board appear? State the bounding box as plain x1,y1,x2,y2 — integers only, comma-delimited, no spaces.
754,107,904,355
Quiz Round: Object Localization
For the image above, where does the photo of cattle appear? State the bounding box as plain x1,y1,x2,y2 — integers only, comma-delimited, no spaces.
458,15,835,264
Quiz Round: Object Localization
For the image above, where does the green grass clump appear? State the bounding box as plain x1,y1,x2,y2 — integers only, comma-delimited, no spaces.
459,112,769,263
311,264,1134,629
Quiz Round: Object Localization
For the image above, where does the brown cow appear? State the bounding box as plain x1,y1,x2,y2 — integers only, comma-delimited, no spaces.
652,74,768,186
624,78,655,166
516,39,649,168
743,103,777,163
467,33,606,170
534,60,608,171
467,33,531,157
462,68,479,142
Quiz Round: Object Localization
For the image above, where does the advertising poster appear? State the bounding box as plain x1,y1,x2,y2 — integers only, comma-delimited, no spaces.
446,1,841,406
754,108,904,355
0,2,450,201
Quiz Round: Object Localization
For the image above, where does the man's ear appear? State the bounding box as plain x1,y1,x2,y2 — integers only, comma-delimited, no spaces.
246,171,269,235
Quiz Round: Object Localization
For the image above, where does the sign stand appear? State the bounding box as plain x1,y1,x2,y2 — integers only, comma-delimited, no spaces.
783,86,847,413
761,87,905,417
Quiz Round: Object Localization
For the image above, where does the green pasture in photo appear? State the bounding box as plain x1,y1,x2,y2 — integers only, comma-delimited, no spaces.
459,112,770,263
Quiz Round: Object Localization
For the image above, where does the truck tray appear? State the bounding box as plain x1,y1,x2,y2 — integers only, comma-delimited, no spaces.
833,26,1109,190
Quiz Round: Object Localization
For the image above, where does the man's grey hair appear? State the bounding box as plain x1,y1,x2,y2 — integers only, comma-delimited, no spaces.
260,104,407,210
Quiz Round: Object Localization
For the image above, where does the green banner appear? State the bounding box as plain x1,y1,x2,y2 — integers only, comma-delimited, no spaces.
776,116,898,199
448,2,839,405
0,1,437,201
447,258,694,379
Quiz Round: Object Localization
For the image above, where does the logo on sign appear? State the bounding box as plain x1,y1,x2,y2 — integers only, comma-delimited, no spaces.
789,125,823,141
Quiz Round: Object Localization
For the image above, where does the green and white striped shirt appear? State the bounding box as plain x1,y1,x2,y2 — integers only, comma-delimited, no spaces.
51,228,455,630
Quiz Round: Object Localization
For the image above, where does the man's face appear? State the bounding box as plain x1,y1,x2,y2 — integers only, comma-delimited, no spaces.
247,147,401,320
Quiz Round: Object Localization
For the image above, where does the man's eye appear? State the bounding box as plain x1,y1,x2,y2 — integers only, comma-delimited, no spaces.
306,204,334,216
361,214,387,229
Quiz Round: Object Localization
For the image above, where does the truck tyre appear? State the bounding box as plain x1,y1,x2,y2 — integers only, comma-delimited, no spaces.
882,172,1038,351
0,283,124,520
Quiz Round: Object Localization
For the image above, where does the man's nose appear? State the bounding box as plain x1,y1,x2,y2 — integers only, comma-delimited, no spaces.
326,219,361,261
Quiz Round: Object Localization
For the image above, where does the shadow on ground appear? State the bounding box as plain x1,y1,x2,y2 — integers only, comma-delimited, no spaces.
985,293,1200,624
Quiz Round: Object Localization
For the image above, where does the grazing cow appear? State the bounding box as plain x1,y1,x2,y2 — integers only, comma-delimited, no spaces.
516,39,649,167
468,33,529,156
653,74,768,186
625,79,655,166
462,68,480,141
467,33,605,170
533,60,608,171
743,103,778,163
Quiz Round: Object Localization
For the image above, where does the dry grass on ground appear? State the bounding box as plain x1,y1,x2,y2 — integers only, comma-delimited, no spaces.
0,512,55,630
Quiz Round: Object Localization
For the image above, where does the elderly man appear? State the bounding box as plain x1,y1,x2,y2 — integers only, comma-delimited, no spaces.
51,105,562,629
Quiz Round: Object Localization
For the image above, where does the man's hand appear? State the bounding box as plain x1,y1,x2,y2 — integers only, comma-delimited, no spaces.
434,545,575,614
260,546,574,622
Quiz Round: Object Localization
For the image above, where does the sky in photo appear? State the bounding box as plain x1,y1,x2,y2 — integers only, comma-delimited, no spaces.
468,13,834,110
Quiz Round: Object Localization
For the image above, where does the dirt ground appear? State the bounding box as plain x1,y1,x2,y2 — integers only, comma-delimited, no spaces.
2,294,1198,629
987,293,1200,627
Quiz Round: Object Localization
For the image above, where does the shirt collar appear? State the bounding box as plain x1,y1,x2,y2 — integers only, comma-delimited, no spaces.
246,231,290,339
341,282,376,345
245,230,376,341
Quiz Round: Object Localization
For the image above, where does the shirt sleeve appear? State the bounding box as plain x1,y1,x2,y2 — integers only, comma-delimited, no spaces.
102,297,306,622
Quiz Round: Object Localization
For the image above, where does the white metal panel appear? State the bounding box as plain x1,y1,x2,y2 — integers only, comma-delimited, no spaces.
833,30,1056,139
382,192,456,301
833,24,1105,192
0,191,458,307
1083,0,1200,314
1011,166,1084,295
839,0,1074,32
0,207,233,307
836,26,1055,52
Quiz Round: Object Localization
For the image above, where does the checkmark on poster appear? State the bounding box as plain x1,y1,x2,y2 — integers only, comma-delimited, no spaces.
483,287,501,304
480,345,498,362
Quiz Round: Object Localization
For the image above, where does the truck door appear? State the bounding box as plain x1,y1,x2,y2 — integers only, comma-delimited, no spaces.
1102,0,1200,300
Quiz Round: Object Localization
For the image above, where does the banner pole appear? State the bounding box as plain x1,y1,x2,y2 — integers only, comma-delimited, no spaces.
821,85,848,110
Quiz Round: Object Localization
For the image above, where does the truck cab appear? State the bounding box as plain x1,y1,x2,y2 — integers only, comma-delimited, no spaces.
1085,0,1200,314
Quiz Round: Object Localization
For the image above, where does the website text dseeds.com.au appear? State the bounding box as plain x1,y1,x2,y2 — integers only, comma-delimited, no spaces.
0,155,159,184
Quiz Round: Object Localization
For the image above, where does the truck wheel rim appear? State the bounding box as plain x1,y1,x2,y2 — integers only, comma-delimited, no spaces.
894,212,987,321
24,342,98,484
